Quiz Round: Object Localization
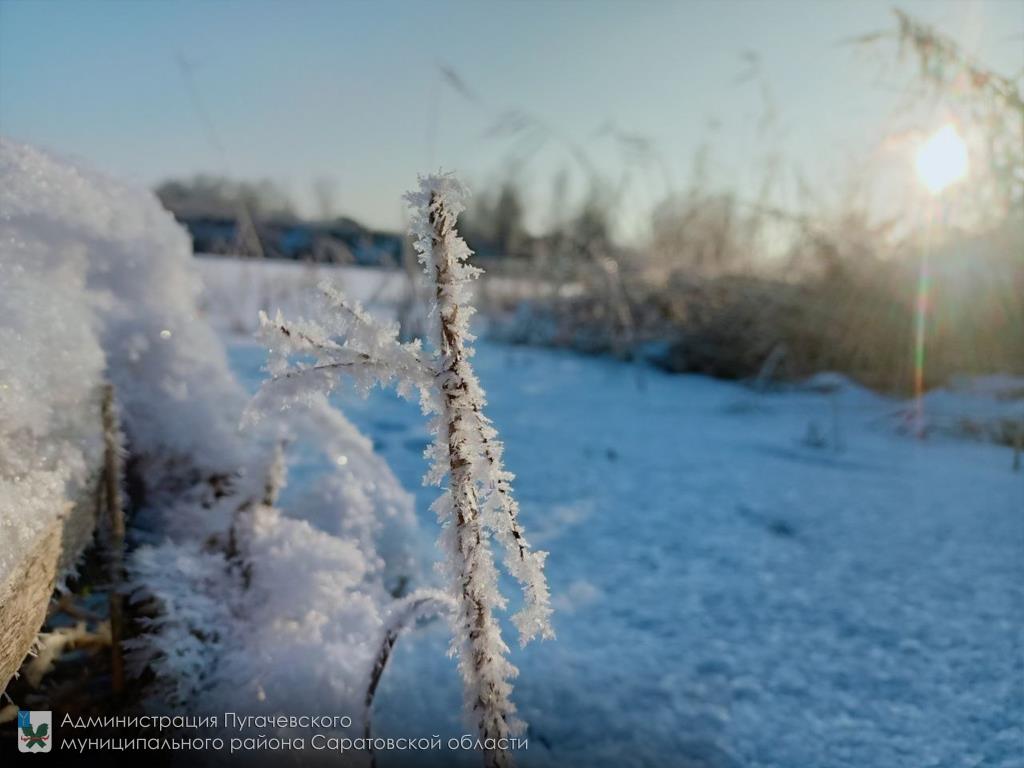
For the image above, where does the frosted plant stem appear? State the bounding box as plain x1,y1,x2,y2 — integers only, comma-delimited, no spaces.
363,590,453,768
247,175,552,767
430,192,517,768
468,403,552,645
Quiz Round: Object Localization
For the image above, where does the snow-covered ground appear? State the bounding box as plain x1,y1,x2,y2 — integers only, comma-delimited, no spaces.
225,328,1023,768
195,256,411,335
4,134,1020,766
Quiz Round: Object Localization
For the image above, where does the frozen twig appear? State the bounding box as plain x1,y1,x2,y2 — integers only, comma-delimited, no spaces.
101,383,128,696
420,186,521,766
363,590,454,768
248,174,553,768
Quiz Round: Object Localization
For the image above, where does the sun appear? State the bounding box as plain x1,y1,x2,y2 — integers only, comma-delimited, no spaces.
915,124,968,195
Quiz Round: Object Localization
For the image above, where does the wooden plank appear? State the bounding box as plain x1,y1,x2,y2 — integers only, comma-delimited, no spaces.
0,477,101,694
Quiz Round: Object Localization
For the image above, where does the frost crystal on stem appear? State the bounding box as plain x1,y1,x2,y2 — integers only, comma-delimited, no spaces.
249,174,553,768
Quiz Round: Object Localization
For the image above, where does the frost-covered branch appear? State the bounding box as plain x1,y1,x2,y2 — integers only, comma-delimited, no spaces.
471,410,553,645
406,176,553,766
415,188,521,767
243,297,434,427
407,179,553,646
248,174,553,768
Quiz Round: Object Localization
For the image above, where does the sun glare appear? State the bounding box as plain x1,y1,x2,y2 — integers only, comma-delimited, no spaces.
914,124,968,195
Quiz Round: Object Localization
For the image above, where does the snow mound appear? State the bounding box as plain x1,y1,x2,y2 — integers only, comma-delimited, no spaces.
906,375,1024,444
0,139,419,725
0,250,104,583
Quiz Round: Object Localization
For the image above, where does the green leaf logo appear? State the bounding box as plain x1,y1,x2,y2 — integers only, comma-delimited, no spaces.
18,712,52,752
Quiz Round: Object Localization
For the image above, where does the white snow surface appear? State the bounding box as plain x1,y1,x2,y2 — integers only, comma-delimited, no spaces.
223,308,1023,767
914,375,1024,443
0,244,104,584
195,255,411,336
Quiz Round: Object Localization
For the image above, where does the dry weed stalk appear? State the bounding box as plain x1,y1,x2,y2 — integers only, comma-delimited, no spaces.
100,384,128,695
249,175,553,768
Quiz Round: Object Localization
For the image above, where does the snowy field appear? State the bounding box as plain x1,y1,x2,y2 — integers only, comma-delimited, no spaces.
3,136,1019,767
195,257,410,335
225,327,1023,768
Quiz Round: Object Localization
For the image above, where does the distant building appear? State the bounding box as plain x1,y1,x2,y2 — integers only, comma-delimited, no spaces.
163,204,404,267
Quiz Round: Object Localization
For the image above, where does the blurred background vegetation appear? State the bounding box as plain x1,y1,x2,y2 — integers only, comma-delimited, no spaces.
155,10,1023,395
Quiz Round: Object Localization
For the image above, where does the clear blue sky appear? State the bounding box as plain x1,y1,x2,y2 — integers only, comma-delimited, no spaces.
1,0,1021,235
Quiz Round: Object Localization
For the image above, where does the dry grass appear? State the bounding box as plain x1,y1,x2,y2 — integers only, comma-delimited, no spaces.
492,218,1024,395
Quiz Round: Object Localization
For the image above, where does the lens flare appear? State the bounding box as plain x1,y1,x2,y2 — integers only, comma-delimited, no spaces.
914,243,931,435
915,124,968,195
